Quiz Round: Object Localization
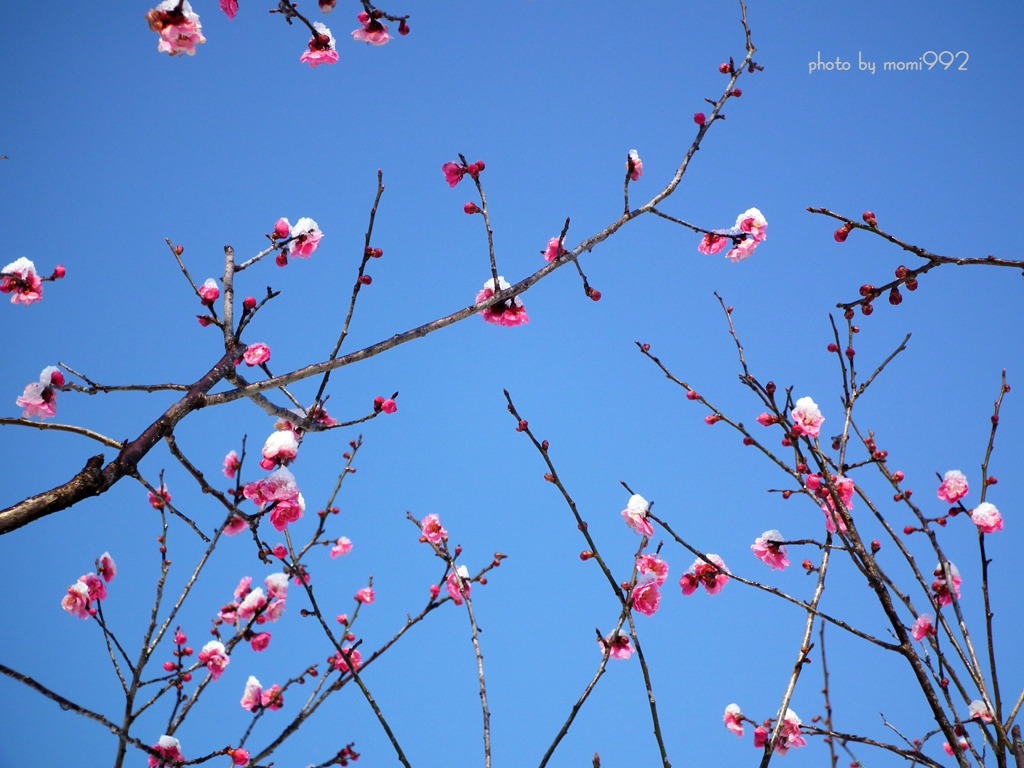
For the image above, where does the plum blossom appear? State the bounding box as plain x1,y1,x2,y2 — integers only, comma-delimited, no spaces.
16,366,63,419
631,580,662,616
290,217,323,258
219,0,238,19
241,676,262,711
621,494,654,537
236,587,268,622
228,748,250,765
1,257,43,304
265,573,289,600
373,396,397,414
224,516,246,535
61,580,92,619
146,1,206,57
148,735,184,767
243,467,305,532
726,208,767,262
198,640,230,680
723,703,744,737
937,470,969,504
329,646,362,673
819,475,855,534
249,632,271,652
774,709,807,755
446,564,471,605
791,396,824,438
355,587,375,604
261,684,284,710
751,530,789,570
223,450,240,479
598,632,633,660
944,738,970,757
679,554,729,596
627,149,643,181
543,237,564,263
260,429,299,470
243,343,271,367
911,614,935,641
968,700,994,723
198,278,219,305
970,502,1003,534
442,162,465,187
352,11,390,45
301,23,339,67
476,276,529,327
330,536,353,557
148,486,172,509
753,726,769,749
636,554,669,586
932,561,962,607
97,552,117,583
698,232,729,256
80,573,107,602
421,513,447,544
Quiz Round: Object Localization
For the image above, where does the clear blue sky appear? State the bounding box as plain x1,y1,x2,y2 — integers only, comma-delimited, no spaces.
2,1,1021,766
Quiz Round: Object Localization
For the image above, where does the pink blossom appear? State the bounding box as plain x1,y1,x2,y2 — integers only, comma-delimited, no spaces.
241,676,262,711
725,238,758,262
243,467,305,532
97,552,117,583
791,396,824,438
250,632,271,652
944,738,969,757
726,208,767,262
261,684,284,710
756,412,776,426
937,470,969,504
229,748,250,765
1,257,43,305
237,587,267,621
330,646,362,673
301,23,339,67
61,580,92,619
223,451,240,479
968,700,994,723
265,596,287,622
269,495,305,532
751,530,789,570
243,343,271,367
352,11,390,45
260,429,299,470
330,536,353,557
698,233,729,255
381,398,397,414
198,640,230,680
148,735,184,767
627,149,643,181
631,580,662,616
219,0,238,19
198,278,220,305
911,614,934,641
16,381,57,419
442,162,465,187
476,276,529,327
775,709,807,755
598,632,633,660
636,553,669,586
723,703,744,737
543,237,563,263
80,573,107,602
446,565,471,605
820,475,855,534
753,726,768,749
971,502,1003,534
273,217,291,239
290,217,323,258
621,494,654,537
932,562,962,607
679,554,729,596
147,1,206,57
148,486,172,509
355,587,375,604
421,514,447,544
264,573,289,600
234,576,253,600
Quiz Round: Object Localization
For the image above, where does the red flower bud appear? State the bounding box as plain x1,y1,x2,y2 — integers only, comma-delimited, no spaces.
862,211,877,227
693,112,706,125
464,202,481,214
359,275,372,285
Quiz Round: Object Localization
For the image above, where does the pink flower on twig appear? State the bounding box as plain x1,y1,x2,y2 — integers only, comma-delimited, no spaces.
621,494,653,537
301,23,339,67
223,450,240,479
636,553,669,586
241,676,262,711
775,709,807,755
97,552,117,583
698,233,729,255
631,580,662,616
543,237,564,263
290,217,323,258
146,1,206,57
751,530,789,570
330,536,353,558
260,429,299,470
911,614,935,641
442,162,465,187
723,703,744,737
1,257,43,304
598,631,633,660
421,514,447,544
198,278,219,305
352,11,390,45
971,502,1003,534
198,640,230,680
219,0,238,19
476,276,529,327
355,587,375,604
61,580,92,619
937,470,969,504
446,565,471,605
932,561,962,607
791,396,824,438
968,700,994,723
148,735,184,767
243,343,271,367
627,149,643,181
679,554,729,596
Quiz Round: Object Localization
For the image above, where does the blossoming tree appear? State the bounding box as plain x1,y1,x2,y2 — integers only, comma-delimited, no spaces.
2,1,1022,767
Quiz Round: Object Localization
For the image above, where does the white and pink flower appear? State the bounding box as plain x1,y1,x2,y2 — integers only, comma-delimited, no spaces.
301,23,339,68
421,514,447,544
330,536,353,558
1,257,43,305
146,0,206,57
446,565,471,606
679,554,729,596
198,640,230,680
621,494,654,537
352,11,390,45
791,396,824,438
598,631,633,660
631,580,662,617
723,703,744,737
260,429,299,470
970,502,1003,534
751,530,789,570
627,149,643,181
937,470,969,504
911,614,934,641
476,276,529,327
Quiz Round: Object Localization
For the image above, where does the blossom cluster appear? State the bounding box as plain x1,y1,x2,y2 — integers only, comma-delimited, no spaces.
679,554,729,596
722,705,806,754
15,365,64,420
271,217,323,265
476,276,529,327
697,208,768,262
631,553,669,616
214,573,289,649
243,467,306,531
61,553,116,619
241,675,284,712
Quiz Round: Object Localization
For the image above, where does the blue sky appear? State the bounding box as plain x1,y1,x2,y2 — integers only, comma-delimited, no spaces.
2,1,1022,766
